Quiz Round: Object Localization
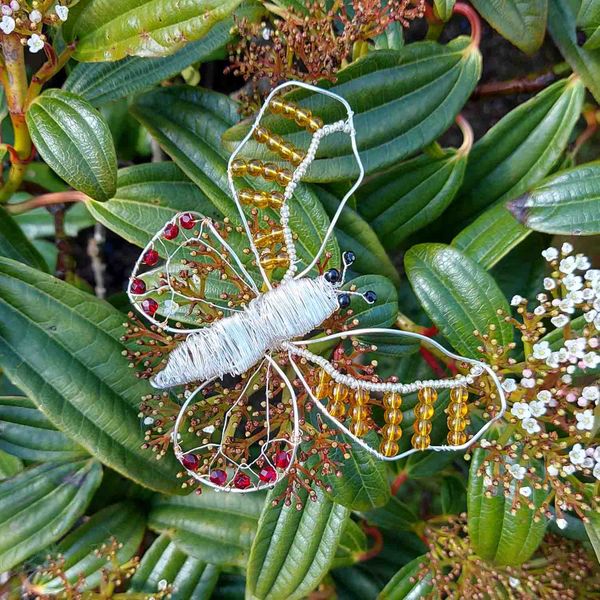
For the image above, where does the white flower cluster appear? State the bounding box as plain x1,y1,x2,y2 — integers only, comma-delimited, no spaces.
563,443,600,480
509,389,551,434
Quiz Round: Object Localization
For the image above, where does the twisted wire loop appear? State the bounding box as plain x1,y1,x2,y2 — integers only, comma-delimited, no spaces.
172,355,300,493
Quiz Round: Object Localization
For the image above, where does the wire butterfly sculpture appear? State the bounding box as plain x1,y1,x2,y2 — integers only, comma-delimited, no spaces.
128,81,506,493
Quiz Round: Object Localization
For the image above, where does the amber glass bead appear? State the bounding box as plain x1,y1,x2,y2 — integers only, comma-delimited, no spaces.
262,163,279,181
350,421,369,437
307,116,323,133
351,405,368,422
450,386,468,404
270,98,286,114
384,408,403,425
255,229,284,248
447,416,468,431
333,383,348,403
415,420,432,436
354,389,370,406
411,433,431,450
447,401,468,417
261,256,289,270
418,387,437,404
247,159,262,177
381,423,402,441
231,159,247,176
383,391,402,409
276,169,292,186
315,370,331,400
448,431,467,446
415,402,434,420
294,108,310,127
329,402,346,419
380,439,399,457
253,126,269,143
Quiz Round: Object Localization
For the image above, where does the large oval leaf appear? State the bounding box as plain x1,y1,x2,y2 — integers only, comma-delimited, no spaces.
578,0,600,49
0,396,87,462
345,275,399,329
223,38,481,181
63,0,242,62
508,161,600,235
149,489,265,567
130,534,220,599
0,206,48,272
356,150,467,249
468,447,549,566
246,481,350,600
0,258,184,494
0,459,102,571
378,555,433,599
32,502,146,593
470,0,548,54
404,243,512,357
446,76,585,228
26,90,117,201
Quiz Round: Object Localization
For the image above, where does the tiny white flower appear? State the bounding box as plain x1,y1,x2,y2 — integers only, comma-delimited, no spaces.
143,416,154,426
569,443,586,465
529,400,546,417
511,402,531,420
561,242,574,254
575,409,595,431
27,33,44,53
542,247,558,261
519,486,532,498
522,417,541,434
543,277,556,290
537,390,552,403
508,577,521,589
29,9,42,23
582,352,600,369
564,464,576,475
534,305,546,316
566,290,584,305
594,463,600,480
546,353,560,369
575,254,591,271
558,298,575,314
202,424,215,434
563,274,583,291
484,476,493,487
559,256,577,274
9,0,19,10
521,377,535,389
582,287,595,300
582,386,599,402
537,293,548,302
577,395,590,408
532,341,551,360
508,463,527,480
55,4,68,21
261,26,271,40
551,314,570,328
562,374,572,384
547,464,559,477
511,294,524,306
556,518,568,530
158,579,168,591
593,447,600,462
585,309,598,324
0,14,14,33
1,5,12,16
502,378,517,393
583,457,594,469
585,269,600,282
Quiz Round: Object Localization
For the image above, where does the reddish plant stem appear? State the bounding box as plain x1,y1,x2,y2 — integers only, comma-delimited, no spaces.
6,190,89,214
357,525,384,561
472,69,558,99
391,471,408,495
453,2,481,48
570,108,598,159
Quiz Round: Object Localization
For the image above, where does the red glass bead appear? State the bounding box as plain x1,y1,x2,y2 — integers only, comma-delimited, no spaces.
209,469,227,486
179,213,196,229
130,278,146,295
181,453,199,471
259,465,277,483
163,223,179,240
141,298,158,316
143,249,159,266
274,451,290,469
233,472,252,489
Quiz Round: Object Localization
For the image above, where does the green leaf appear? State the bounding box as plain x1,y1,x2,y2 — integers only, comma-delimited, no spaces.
333,518,368,569
433,0,456,21
356,151,467,250
0,448,22,479
345,275,399,329
149,488,265,567
467,447,548,566
63,0,242,62
577,0,600,49
246,481,350,600
323,432,391,511
0,258,184,495
0,396,88,462
404,243,512,357
508,161,600,235
470,0,548,54
223,38,481,181
130,534,220,599
584,511,600,565
548,0,600,102
441,476,467,515
131,85,340,272
362,496,419,531
32,502,146,593
378,555,433,599
314,186,400,285
14,203,95,239
87,162,220,250
447,76,585,228
373,21,404,50
0,459,102,571
26,90,117,201
0,205,48,271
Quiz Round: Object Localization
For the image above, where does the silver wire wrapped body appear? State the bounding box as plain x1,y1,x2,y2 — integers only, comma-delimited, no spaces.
151,276,338,388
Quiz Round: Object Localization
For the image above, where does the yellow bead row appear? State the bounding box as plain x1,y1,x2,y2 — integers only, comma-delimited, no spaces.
350,388,370,437
231,159,292,186
260,254,289,270
411,387,437,450
270,98,323,133
253,126,305,166
315,369,331,400
329,382,348,419
380,391,403,457
254,229,285,249
447,386,469,446
239,188,284,210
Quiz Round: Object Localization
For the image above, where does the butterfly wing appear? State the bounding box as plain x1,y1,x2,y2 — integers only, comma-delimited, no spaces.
172,354,299,492
286,328,506,460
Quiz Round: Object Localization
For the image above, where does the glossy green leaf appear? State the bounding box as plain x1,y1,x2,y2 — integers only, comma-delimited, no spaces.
314,186,400,284
356,151,467,250
373,21,404,50
0,449,22,479
434,0,456,21
345,275,399,329
323,432,390,511
130,534,220,599
578,0,600,48
149,488,265,567
33,502,145,593
63,0,242,62
584,512,600,565
378,555,433,599
223,38,481,181
549,0,600,102
441,476,467,515
0,459,102,571
131,85,339,272
470,0,548,54
87,162,220,250
0,258,184,494
405,244,512,357
447,76,585,227
508,161,600,235
332,519,368,570
14,203,95,239
0,396,88,462
247,481,350,600
468,447,549,566
26,90,117,201
0,205,48,272
362,496,419,531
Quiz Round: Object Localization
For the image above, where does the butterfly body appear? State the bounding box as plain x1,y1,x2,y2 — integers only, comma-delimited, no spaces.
151,275,338,389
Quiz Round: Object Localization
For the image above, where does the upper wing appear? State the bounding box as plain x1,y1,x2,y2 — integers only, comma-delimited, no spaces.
227,81,364,289
172,355,299,492
285,328,506,460
128,212,259,333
